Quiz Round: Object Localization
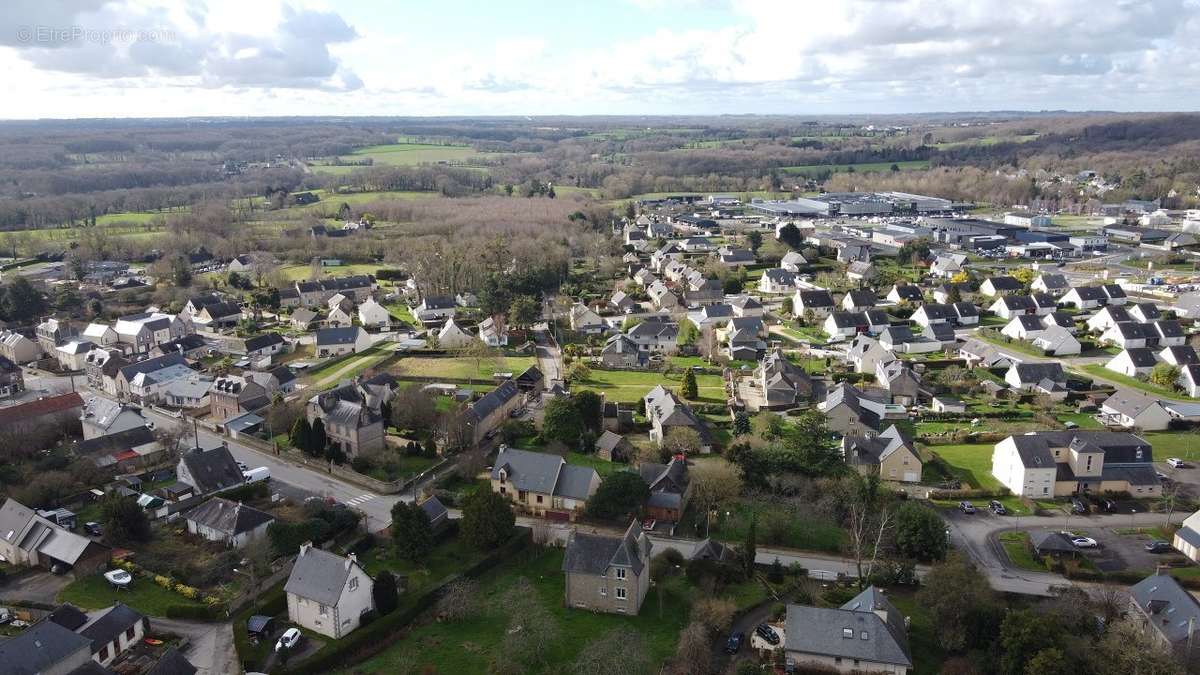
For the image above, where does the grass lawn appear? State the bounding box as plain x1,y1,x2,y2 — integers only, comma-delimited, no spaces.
690,498,845,554
59,573,204,616
1078,364,1183,400
888,590,946,675
927,444,1003,491
1057,412,1104,429
358,535,488,596
384,301,418,327
345,546,704,674
366,453,439,482
1141,433,1200,462
394,355,536,381
309,142,502,174
997,532,1043,572
565,451,628,477
275,263,394,281
974,330,1047,358
306,345,396,389
575,367,725,404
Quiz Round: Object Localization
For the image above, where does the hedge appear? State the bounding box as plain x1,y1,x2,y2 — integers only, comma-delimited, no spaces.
221,482,271,502
281,528,531,675
927,487,1010,500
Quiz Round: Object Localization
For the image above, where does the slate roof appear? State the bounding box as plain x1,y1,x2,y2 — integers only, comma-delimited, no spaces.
285,546,358,607
1030,531,1078,554
889,284,923,302
797,290,836,307
79,603,145,654
315,326,364,346
492,446,565,494
420,496,448,525
1102,388,1164,418
843,290,877,308
74,426,157,458
554,464,600,500
0,619,93,675
47,604,90,631
1130,574,1200,645
1163,345,1200,366
1009,362,1065,384
144,647,197,675
1036,273,1070,290
563,521,649,577
785,586,912,668
1006,431,1152,468
1121,348,1160,368
985,275,1022,291
466,379,520,423
244,333,285,352
185,497,274,536
180,446,244,494
118,353,188,382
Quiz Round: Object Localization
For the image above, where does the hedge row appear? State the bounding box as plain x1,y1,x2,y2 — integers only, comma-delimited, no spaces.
282,528,532,675
927,487,1011,500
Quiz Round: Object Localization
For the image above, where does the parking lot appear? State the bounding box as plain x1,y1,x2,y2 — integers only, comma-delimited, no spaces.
1025,526,1179,573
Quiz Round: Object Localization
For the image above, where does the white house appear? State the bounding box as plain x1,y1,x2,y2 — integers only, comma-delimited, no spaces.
758,269,796,294
780,251,808,273
356,298,392,329
285,544,375,640
1106,348,1160,378
1031,325,1081,356
478,317,509,347
81,322,119,346
1000,315,1046,341
793,289,836,319
314,327,371,358
846,335,896,374
1031,273,1070,296
184,497,275,549
1086,306,1133,333
1181,365,1200,398
841,290,877,313
437,318,475,349
1061,284,1128,310
55,339,95,371
980,276,1022,297
1173,510,1200,564
1100,389,1172,431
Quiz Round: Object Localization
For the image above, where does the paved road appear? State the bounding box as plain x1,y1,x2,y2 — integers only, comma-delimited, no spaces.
533,328,563,385
0,569,72,604
153,617,238,675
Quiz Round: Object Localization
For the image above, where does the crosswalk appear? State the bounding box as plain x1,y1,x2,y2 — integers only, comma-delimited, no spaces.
346,493,377,507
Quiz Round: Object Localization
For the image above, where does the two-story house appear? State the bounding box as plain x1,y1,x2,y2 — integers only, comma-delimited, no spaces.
285,544,374,639
991,430,1160,498
307,380,387,456
490,446,600,521
562,521,651,615
210,375,270,423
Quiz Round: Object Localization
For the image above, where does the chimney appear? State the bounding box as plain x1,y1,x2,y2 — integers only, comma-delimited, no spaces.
299,541,312,556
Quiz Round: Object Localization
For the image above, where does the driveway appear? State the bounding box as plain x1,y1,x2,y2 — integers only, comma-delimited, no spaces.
153,617,238,675
0,570,72,604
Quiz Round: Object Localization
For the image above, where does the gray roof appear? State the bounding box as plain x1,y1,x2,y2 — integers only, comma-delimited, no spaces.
1102,388,1164,417
284,546,358,606
1030,530,1077,554
1009,362,1065,384
1120,347,1159,367
467,379,520,424
554,464,600,500
0,619,93,675
785,586,912,667
562,521,649,577
145,647,197,675
118,352,188,382
420,496,448,524
179,446,244,494
1006,431,1152,468
315,326,364,346
492,446,565,495
80,603,145,654
1130,574,1200,645
185,497,274,536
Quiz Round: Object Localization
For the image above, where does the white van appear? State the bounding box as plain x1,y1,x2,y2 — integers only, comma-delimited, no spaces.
242,467,271,484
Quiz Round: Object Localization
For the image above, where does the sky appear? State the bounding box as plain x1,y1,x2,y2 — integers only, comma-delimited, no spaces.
1,0,1199,119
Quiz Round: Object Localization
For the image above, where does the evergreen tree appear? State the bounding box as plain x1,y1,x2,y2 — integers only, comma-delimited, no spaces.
289,418,311,452
743,515,757,578
373,570,399,614
308,418,328,457
390,501,434,561
461,488,516,550
681,369,698,399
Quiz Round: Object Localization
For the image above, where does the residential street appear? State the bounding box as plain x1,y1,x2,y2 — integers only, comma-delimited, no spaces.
152,617,238,675
533,327,563,385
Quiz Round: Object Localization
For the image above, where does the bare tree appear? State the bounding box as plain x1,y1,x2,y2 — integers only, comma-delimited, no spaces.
842,473,895,587
435,579,481,623
572,628,651,675
689,459,744,537
671,621,713,675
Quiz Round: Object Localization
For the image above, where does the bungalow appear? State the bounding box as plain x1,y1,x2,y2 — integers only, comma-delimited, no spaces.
490,446,600,521
563,521,651,615
758,268,797,294
878,325,940,354
1061,284,1128,310
717,247,755,267
784,586,913,674
176,445,245,496
569,303,607,334
595,430,630,461
357,298,392,329
414,296,457,324
1180,365,1200,398
1031,273,1070,296
959,338,1020,370
689,303,734,331
843,424,923,483
315,326,371,358
980,275,1023,297
824,311,889,338
285,544,374,639
932,282,972,304
1086,305,1134,333
921,322,958,349
193,301,243,329
290,308,319,330
1004,362,1067,396
885,284,923,305
841,290,878,313
911,303,954,327
1001,314,1048,341
932,396,967,413
1031,325,1081,356
1106,348,1160,378
793,289,837,319
1127,302,1163,324
185,497,274,548
242,333,287,361
1161,345,1200,368
989,294,1056,320
1102,321,1185,349
77,602,149,669
1041,311,1077,333
1100,389,1172,431
780,251,808,272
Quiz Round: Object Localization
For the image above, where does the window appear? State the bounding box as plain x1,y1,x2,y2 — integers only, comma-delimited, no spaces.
843,628,854,639
349,577,358,591
319,604,329,616
536,495,543,504
616,588,627,600
600,588,607,597
615,568,626,580
125,626,136,640
1086,456,1093,472
100,644,110,661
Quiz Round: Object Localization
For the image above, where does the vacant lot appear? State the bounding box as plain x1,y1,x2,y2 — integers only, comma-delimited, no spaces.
575,367,725,404
927,443,1003,491
59,573,205,616
393,355,537,381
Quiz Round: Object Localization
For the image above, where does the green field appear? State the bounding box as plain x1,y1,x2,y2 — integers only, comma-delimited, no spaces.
780,160,930,176
933,134,1040,150
394,355,537,381
575,367,725,404
927,443,1003,491
276,263,393,281
1078,364,1184,400
59,573,205,616
295,189,438,209
307,344,396,389
309,142,492,174
1142,433,1200,462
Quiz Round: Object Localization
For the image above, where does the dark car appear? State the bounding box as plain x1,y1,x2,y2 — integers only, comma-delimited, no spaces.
83,522,102,536
989,500,1007,515
755,623,780,646
1100,499,1118,513
1071,498,1087,514
958,501,976,514
725,631,744,654
1145,541,1174,554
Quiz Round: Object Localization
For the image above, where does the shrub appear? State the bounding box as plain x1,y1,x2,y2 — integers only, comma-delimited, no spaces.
155,575,172,588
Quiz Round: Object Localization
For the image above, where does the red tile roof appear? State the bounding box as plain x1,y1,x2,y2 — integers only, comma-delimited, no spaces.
0,392,84,426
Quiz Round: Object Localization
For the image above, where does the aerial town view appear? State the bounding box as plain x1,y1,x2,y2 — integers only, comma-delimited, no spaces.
3,2,1200,674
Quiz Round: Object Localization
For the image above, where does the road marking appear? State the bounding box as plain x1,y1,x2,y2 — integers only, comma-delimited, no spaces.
346,493,377,507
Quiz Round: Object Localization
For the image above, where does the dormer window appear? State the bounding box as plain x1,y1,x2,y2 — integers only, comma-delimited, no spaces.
843,628,854,639
861,631,869,640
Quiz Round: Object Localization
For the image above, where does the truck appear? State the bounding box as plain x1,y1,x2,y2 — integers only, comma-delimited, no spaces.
242,467,271,484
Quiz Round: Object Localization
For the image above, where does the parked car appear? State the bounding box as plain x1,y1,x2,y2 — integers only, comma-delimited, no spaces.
276,627,302,652
1168,458,1187,469
958,501,976,514
242,467,271,484
1100,499,1117,513
755,623,780,646
988,500,1007,515
1145,541,1174,554
1071,498,1087,514
83,521,102,536
1071,537,1099,549
725,631,745,654
103,569,132,589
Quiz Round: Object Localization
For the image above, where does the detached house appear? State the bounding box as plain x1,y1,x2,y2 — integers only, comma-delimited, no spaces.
885,284,923,305
1100,389,1172,431
185,497,274,549
357,298,392,329
437,318,474,349
177,445,245,497
307,380,388,456
841,290,877,313
643,385,713,453
563,521,651,615
758,268,797,294
285,544,374,640
639,458,690,522
793,289,836,319
315,326,371,358
478,316,509,347
414,296,457,324
569,303,607,334
1004,362,1067,397
1106,348,1159,378
980,275,1023,297
1061,284,1128,309
626,317,679,355
755,348,814,409
843,424,923,483
490,446,600,521
991,430,1160,497
1031,273,1070,296
784,586,913,674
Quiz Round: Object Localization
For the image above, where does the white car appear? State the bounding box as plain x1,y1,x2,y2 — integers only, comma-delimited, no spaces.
276,627,302,652
103,569,132,588
1070,537,1099,549
1167,458,1187,469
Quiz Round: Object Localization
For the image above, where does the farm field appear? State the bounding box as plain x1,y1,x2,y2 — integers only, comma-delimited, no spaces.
308,142,505,174
780,159,930,176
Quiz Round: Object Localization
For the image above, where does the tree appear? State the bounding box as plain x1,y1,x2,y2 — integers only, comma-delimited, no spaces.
491,578,561,674
542,398,584,445
572,390,603,433
689,459,743,536
743,515,757,577
307,418,327,457
0,276,47,322
324,442,346,466
917,552,1001,652
390,501,434,561
586,471,649,521
677,320,699,346
841,473,894,587
564,360,591,384
509,294,540,330
897,239,932,267
170,255,193,286
732,411,751,436
680,369,698,399
894,502,948,562
783,409,843,476
661,426,702,456
372,570,399,615
778,223,804,250
1150,362,1181,389
671,621,711,675
999,610,1062,675
100,494,151,543
1088,616,1184,675
746,230,763,253
461,488,515,550
572,628,651,675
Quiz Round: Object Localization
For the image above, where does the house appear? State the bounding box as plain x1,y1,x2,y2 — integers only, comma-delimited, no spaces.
729,295,764,318
80,397,147,440
958,339,1020,371
1031,273,1070,296
1004,362,1067,397
988,294,1055,320
307,380,387,456
1173,510,1200,563
562,521,651,615
1100,389,1172,431
1180,365,1200,398
0,391,82,438
414,296,457,324
285,543,374,639
1001,314,1048,341
1041,311,1076,333
0,329,42,363
991,431,1160,497
758,268,796,294
1106,348,1160,377
463,379,522,445
824,311,889,339
911,303,954,327
846,261,876,282
878,325,940,354
1086,305,1134,333
932,283,972,304
647,281,681,311
1128,573,1200,659
847,335,896,374
626,317,679,354
875,360,923,405
435,318,474,349
419,496,450,533
478,316,509,347
327,303,354,328
1029,531,1080,558
595,430,630,462
569,303,607,334
0,618,95,675
227,254,258,273
115,353,196,404
185,497,274,548
841,290,877,313
793,289,836,319
0,355,23,398
176,445,245,496
315,326,371,358
885,284,923,305
81,322,119,346
52,339,94,371
150,334,209,360
78,603,148,668
930,253,967,277
632,268,656,287
36,317,77,352
1061,284,1128,309
931,396,967,413
210,375,270,423
980,275,1023,297
780,251,808,272
756,348,814,409
73,426,163,471
721,317,768,360
193,301,243,329
689,303,734,331
600,334,643,368
820,383,904,438
245,366,298,396
1102,321,1185,349
717,246,755,267
1031,325,1081,356
357,299,392,329
242,333,287,361
1160,345,1200,368
0,498,111,575
490,446,600,521
784,586,913,674
1128,301,1163,324
644,385,714,451
609,291,636,314
843,425,922,483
